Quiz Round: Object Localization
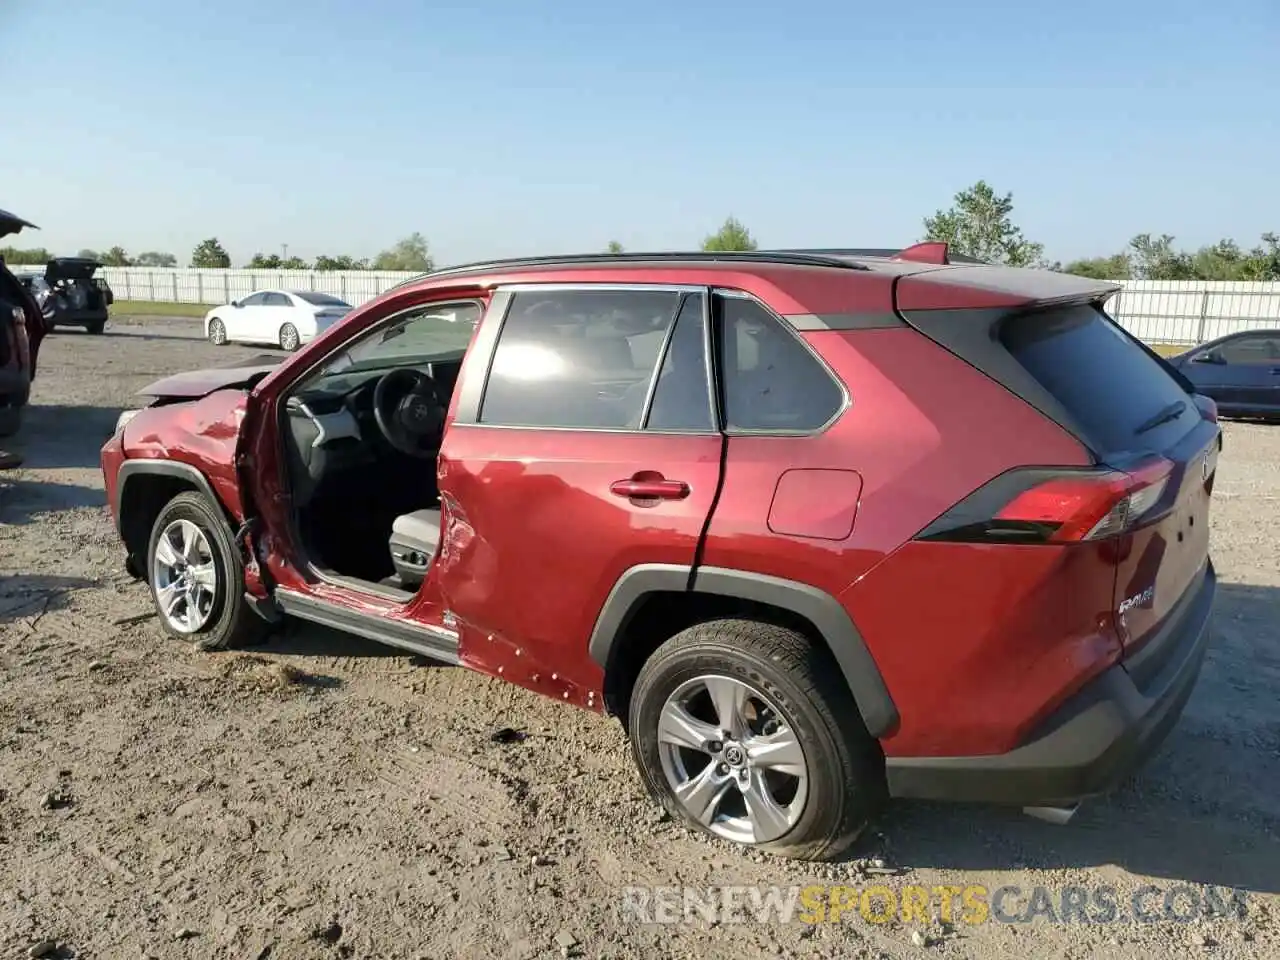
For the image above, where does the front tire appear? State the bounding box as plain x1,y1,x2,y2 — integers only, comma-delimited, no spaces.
146,492,266,650
278,323,300,352
207,317,227,346
628,619,885,861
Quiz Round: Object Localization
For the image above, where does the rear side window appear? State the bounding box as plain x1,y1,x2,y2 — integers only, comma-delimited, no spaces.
1001,305,1193,455
480,288,683,429
717,294,844,432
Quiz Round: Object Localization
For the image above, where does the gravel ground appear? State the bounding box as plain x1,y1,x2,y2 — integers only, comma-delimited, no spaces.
1,317,1277,960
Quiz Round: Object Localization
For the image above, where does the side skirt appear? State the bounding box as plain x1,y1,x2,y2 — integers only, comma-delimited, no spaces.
273,587,460,665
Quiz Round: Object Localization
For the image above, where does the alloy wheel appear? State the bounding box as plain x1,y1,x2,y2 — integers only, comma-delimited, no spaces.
152,519,218,633
656,674,809,844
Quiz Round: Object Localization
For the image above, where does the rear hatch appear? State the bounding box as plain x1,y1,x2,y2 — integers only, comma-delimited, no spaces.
998,303,1218,655
45,257,102,281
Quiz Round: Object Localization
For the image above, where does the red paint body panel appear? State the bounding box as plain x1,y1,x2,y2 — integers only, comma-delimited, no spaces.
434,425,723,704
120,389,250,520
844,540,1122,756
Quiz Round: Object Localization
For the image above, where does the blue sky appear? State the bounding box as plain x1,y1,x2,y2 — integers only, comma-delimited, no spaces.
2,0,1276,266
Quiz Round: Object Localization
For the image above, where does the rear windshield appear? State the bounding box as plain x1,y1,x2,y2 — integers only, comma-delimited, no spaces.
294,292,350,307
1001,304,1193,455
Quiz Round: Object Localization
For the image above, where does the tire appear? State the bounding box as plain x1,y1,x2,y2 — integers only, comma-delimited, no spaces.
629,619,886,861
208,317,227,346
145,491,267,651
0,403,22,438
86,319,105,335
278,323,300,352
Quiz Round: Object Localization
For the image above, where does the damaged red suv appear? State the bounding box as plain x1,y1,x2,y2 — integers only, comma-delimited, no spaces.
102,246,1219,860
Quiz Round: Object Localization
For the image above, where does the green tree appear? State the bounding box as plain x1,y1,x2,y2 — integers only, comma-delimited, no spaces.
280,256,310,270
134,251,177,267
1062,253,1132,280
605,240,625,254
191,237,231,268
0,246,52,264
701,217,757,252
372,232,434,272
1128,234,1195,280
314,254,370,271
101,246,133,266
922,180,1044,267
247,253,282,269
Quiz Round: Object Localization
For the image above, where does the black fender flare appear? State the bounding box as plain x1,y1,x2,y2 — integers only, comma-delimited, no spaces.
114,459,228,537
587,563,900,739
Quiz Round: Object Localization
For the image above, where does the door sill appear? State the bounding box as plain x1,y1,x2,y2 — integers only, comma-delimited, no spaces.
309,563,415,603
274,587,460,664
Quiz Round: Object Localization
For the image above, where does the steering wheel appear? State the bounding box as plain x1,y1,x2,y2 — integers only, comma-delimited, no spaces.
372,368,445,459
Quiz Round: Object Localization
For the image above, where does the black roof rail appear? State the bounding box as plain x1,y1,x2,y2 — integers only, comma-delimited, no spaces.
386,249,872,291
771,246,989,265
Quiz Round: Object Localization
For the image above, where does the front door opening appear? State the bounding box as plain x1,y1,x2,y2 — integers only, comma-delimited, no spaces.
277,300,483,598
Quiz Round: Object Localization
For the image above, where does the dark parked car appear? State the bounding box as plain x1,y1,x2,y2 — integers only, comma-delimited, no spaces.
0,208,46,437
102,246,1219,860
16,257,114,334
1168,330,1280,420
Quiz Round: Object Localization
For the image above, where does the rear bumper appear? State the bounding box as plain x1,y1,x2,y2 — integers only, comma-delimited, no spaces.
51,308,108,325
886,559,1216,806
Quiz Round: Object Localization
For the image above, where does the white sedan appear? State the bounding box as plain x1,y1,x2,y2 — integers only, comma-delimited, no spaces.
203,290,353,352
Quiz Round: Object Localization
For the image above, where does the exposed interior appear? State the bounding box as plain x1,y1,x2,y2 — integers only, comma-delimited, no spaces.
280,301,481,597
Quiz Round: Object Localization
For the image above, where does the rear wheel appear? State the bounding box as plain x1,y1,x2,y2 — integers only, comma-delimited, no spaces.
208,317,227,346
0,403,21,438
628,619,885,861
278,323,300,352
85,319,105,335
146,492,266,650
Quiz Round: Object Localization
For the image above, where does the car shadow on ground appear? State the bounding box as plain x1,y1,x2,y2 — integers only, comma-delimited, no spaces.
9,403,121,469
0,477,105,524
0,573,97,626
255,618,450,664
99,326,205,343
860,580,1280,897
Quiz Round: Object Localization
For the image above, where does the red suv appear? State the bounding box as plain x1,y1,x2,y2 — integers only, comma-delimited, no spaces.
101,246,1219,860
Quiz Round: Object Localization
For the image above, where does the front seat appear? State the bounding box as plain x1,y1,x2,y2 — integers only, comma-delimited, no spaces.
388,508,442,589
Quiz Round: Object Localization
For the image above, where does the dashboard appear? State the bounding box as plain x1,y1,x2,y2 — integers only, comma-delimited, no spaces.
283,358,461,505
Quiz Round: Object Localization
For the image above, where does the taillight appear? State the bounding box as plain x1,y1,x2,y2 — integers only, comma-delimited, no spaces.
1193,393,1218,423
918,458,1174,545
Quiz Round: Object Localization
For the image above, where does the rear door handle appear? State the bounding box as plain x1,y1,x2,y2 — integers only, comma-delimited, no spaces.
610,478,690,500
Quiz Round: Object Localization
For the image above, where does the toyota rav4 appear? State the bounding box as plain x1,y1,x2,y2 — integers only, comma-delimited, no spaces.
101,246,1220,860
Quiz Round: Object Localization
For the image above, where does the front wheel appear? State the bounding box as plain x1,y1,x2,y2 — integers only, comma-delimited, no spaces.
146,492,266,650
628,619,885,861
278,323,300,352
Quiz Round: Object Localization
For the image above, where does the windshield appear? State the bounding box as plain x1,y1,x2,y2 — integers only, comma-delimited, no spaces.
323,302,482,376
295,291,351,307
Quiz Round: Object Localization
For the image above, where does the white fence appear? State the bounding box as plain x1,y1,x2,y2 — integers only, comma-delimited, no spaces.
78,267,1280,347
96,266,419,310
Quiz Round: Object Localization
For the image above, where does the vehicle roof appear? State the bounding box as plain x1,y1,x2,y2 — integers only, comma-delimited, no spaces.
1201,327,1280,347
392,248,1119,316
